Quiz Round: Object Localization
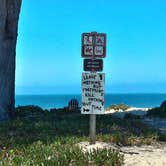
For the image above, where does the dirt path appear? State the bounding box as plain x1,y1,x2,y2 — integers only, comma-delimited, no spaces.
121,144,166,166
121,117,166,165
78,142,166,166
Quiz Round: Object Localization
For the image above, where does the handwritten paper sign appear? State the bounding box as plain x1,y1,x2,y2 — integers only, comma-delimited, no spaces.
81,72,105,114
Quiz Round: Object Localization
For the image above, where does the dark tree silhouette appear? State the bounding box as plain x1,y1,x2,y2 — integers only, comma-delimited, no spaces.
0,0,22,119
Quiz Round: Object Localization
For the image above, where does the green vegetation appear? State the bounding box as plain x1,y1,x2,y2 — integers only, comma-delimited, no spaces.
147,100,166,118
124,113,141,119
0,105,165,165
0,141,123,166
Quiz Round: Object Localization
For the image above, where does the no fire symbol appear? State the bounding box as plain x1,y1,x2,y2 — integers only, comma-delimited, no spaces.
96,36,105,45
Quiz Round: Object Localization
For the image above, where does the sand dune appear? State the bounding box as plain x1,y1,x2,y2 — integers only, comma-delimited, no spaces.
105,107,149,117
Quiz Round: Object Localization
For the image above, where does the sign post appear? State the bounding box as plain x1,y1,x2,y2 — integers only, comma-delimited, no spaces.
81,32,106,144
89,114,96,144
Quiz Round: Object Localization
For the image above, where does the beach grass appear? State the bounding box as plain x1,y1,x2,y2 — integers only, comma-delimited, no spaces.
0,105,165,165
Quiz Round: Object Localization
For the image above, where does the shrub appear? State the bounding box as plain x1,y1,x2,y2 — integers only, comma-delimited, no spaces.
160,100,166,111
108,104,130,111
124,113,141,119
147,100,166,118
15,105,45,117
0,104,165,165
0,141,123,166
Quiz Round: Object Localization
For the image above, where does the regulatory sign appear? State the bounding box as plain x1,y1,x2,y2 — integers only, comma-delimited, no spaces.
83,34,93,45
84,59,103,72
81,72,105,114
96,34,105,45
81,32,106,58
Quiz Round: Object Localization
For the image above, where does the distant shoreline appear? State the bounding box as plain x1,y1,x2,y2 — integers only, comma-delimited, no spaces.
15,94,166,109
15,93,166,96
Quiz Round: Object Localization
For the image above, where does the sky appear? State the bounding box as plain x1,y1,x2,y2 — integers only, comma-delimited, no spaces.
16,0,166,94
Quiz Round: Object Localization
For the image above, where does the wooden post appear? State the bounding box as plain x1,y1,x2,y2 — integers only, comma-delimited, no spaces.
89,114,96,144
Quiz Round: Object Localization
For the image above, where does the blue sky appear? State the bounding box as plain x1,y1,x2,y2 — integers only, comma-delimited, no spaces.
16,0,166,94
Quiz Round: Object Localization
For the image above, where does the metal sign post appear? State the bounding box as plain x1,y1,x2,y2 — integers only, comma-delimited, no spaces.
81,32,106,144
90,114,96,144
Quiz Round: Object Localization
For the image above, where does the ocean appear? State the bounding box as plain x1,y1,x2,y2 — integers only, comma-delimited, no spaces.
15,94,166,109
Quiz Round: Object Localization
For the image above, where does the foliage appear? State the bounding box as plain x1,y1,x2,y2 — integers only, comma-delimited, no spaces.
124,113,141,119
147,100,166,118
160,100,166,110
0,105,165,165
0,141,123,166
15,105,48,118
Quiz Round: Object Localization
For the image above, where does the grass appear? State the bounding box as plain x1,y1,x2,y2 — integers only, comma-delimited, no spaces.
0,141,123,166
0,105,166,165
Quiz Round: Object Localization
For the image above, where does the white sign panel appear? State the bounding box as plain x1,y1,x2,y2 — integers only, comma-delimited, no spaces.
82,73,105,114
96,35,105,45
84,46,93,55
83,35,93,45
94,46,104,56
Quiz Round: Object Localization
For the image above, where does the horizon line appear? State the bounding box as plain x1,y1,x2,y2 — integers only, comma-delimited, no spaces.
15,92,166,96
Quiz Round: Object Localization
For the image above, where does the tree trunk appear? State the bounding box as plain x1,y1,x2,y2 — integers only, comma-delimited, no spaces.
0,0,22,120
